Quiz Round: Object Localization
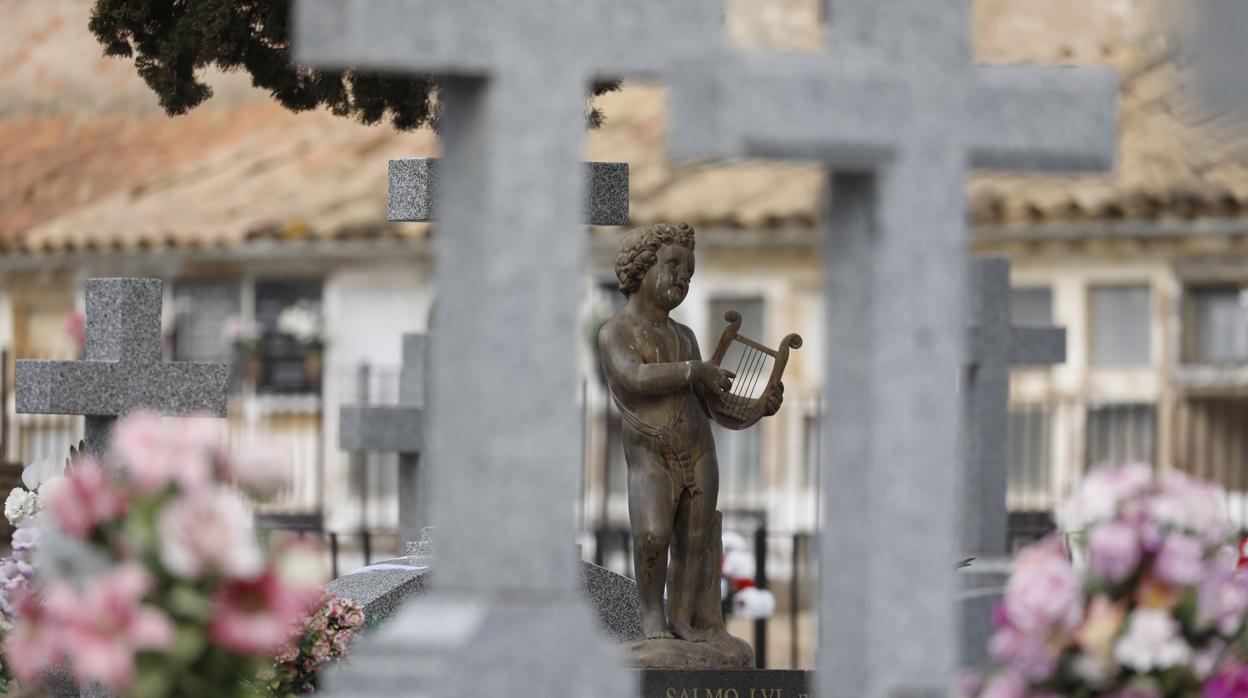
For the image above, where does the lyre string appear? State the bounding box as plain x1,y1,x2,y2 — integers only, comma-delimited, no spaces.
728,342,749,407
726,345,755,417
737,346,768,420
734,345,766,420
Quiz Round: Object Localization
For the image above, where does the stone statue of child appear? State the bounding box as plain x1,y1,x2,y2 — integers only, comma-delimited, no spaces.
598,222,783,643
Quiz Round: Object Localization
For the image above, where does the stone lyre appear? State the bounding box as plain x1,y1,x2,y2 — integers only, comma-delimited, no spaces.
709,310,801,429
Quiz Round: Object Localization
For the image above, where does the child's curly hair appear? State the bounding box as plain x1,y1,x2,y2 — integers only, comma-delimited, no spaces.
614,222,696,297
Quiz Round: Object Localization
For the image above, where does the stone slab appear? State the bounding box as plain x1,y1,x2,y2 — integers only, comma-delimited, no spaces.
328,556,644,641
639,669,812,698
958,562,1011,670
389,158,630,226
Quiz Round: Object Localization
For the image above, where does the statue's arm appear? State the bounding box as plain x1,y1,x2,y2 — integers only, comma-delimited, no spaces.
598,322,705,397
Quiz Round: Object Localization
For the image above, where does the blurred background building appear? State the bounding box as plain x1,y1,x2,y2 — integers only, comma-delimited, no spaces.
2,0,1246,667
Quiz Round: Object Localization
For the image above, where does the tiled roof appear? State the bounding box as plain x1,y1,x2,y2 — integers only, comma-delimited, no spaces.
3,0,1247,257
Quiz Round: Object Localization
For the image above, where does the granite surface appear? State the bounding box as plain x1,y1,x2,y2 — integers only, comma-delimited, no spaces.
639,669,812,698
388,158,630,226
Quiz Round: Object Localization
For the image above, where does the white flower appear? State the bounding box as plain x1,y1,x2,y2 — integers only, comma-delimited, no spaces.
721,531,748,552
4,488,36,525
721,549,755,581
1114,609,1192,672
21,455,63,491
732,587,776,619
277,303,321,343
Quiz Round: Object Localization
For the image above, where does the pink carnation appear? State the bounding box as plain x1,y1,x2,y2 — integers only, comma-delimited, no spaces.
210,570,316,656
988,622,1060,681
44,565,175,691
979,671,1026,698
3,587,63,683
158,487,263,580
43,459,126,538
111,411,222,494
1088,521,1142,584
1206,661,1248,698
1003,537,1082,634
1155,533,1205,587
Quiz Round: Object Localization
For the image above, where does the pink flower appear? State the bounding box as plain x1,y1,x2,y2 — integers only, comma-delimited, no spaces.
1155,533,1205,587
43,459,126,538
1003,537,1082,634
1206,661,1248,698
1088,521,1142,583
111,411,222,494
979,671,1026,698
1197,550,1248,636
158,487,263,580
3,588,63,683
44,565,175,691
1063,463,1154,530
988,622,1059,681
1152,470,1230,542
210,570,316,656
343,607,365,629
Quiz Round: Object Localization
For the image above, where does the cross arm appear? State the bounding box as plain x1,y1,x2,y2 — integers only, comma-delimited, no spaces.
15,360,228,417
340,404,424,454
968,65,1118,172
670,55,909,167
1008,326,1066,366
389,159,630,225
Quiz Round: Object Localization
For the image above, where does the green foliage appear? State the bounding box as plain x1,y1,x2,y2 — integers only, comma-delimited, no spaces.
88,0,620,130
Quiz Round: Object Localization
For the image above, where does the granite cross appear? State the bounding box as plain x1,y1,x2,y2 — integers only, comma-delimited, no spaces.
668,3,1118,694
389,158,629,225
16,278,229,455
293,2,719,693
340,333,429,553
960,255,1066,667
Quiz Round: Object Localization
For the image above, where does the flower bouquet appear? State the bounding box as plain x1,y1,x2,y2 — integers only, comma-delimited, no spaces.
966,464,1248,698
263,593,366,696
3,413,323,697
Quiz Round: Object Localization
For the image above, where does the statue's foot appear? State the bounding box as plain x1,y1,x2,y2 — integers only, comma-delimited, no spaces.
641,614,675,640
671,621,708,643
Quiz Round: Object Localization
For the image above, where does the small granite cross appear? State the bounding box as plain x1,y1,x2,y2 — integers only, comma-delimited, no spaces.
16,278,229,455
964,255,1066,558
960,255,1066,667
339,334,428,550
293,0,717,693
666,2,1118,692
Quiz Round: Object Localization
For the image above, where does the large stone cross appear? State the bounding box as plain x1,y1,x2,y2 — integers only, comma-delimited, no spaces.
340,334,428,551
293,1,719,694
16,278,229,454
667,3,1118,694
960,255,1066,667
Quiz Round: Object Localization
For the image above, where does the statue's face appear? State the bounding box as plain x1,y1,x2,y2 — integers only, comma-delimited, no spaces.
640,243,694,311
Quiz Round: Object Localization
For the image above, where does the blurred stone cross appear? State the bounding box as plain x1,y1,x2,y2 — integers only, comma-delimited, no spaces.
15,278,229,456
339,333,429,553
960,255,1066,667
388,158,629,225
293,1,719,694
667,2,1118,694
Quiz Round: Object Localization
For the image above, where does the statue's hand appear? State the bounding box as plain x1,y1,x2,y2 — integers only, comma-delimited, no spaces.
695,361,735,397
764,381,784,416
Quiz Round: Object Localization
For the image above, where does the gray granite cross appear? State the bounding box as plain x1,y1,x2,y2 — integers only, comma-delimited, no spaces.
389,158,628,225
15,278,229,455
960,255,1066,667
293,2,718,693
667,3,1118,692
340,334,428,552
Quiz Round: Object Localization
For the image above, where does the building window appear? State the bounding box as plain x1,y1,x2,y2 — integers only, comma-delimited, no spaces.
1007,404,1052,511
1183,286,1248,365
1086,403,1156,468
709,297,765,491
173,280,241,364
1010,287,1053,327
1176,397,1248,493
255,281,324,394
1089,285,1151,367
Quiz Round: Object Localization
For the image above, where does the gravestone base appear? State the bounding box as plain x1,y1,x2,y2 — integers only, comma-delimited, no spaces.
639,669,812,698
322,592,634,698
625,635,753,669
958,558,1011,668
